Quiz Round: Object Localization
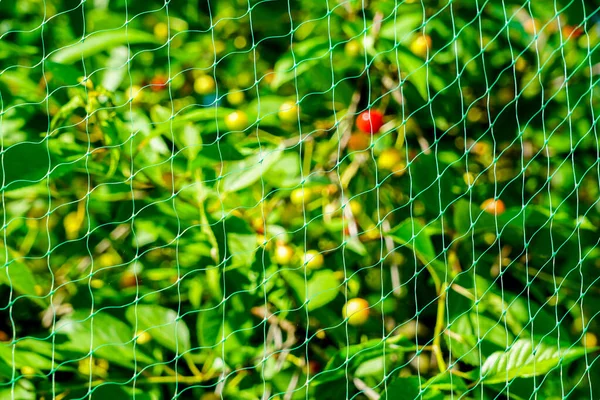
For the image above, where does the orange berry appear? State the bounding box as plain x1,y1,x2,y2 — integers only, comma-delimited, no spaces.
119,272,138,289
150,75,168,92
481,198,506,215
562,25,583,39
347,133,371,151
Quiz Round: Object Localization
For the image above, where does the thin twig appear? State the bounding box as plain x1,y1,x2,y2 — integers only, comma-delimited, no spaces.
380,75,431,154
353,378,380,400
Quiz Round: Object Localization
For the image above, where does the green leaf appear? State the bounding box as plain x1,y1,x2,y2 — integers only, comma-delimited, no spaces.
45,61,83,87
126,305,191,353
57,310,153,368
0,141,49,192
0,358,12,379
0,260,46,307
211,215,258,271
281,269,341,312
0,342,55,371
379,9,423,40
445,312,513,366
0,380,36,400
271,38,330,89
50,29,160,64
263,152,301,188
394,47,448,100
453,199,478,237
0,40,37,59
189,141,245,170
148,107,236,140
453,199,584,240
389,218,451,290
180,123,202,161
101,46,129,92
306,270,341,311
221,216,258,269
385,376,423,399
243,96,287,128
222,148,283,193
319,335,415,383
196,300,254,364
480,339,589,384
197,304,223,348
424,372,468,392
354,355,388,378
409,153,455,214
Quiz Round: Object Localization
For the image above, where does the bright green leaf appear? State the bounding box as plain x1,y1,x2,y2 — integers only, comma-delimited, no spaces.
126,305,191,353
51,30,160,64
480,339,589,384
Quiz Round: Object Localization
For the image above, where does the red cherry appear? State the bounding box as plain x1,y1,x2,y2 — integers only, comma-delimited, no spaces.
356,110,384,134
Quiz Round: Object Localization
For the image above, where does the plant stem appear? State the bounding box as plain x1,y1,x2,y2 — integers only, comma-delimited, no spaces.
432,282,448,373
195,169,220,264
183,353,203,378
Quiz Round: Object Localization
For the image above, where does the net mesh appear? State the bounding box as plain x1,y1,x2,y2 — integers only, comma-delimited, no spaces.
1,0,599,399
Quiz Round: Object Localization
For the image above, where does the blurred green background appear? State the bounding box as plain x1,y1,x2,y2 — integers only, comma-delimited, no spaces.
1,0,600,399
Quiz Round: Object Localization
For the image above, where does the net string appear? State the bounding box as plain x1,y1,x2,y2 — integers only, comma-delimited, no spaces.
0,1,598,399
1,3,597,337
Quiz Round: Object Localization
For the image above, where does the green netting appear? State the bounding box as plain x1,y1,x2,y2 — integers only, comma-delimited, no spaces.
1,0,599,399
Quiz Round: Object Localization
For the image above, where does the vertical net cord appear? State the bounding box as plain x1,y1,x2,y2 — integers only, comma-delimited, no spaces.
503,0,533,395
294,1,308,399
447,0,460,395
426,0,450,383
124,0,142,396
0,32,6,400
473,1,486,397
533,1,555,397
203,1,221,395
1,14,15,400
414,0,426,388
41,1,57,399
390,0,407,364
212,0,226,399
164,2,184,397
392,0,407,392
1,16,12,400
477,0,505,395
79,0,97,397
554,2,568,397
371,8,388,400
581,1,596,397
247,0,269,398
243,1,270,398
527,0,548,394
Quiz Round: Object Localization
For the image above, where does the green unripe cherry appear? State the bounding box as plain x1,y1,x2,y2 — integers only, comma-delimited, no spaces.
274,243,294,265
304,250,324,269
278,101,299,122
225,110,249,131
194,75,216,95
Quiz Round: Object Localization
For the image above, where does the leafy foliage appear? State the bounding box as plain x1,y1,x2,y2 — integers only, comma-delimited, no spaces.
0,0,599,399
